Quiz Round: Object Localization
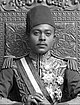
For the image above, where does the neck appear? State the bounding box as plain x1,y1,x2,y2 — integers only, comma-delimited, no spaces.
29,50,51,62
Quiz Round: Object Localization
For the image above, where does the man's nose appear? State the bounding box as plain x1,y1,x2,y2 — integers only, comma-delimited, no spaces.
39,33,46,41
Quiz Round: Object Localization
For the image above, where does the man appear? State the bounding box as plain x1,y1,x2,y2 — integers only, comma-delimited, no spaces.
0,5,80,105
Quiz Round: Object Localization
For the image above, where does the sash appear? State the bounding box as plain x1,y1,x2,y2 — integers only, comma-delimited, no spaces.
20,57,43,95
16,56,53,104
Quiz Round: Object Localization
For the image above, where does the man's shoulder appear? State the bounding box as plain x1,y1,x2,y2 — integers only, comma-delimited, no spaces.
2,53,29,69
51,54,79,72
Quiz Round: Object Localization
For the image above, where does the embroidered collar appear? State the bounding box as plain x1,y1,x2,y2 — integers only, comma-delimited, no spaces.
29,50,52,62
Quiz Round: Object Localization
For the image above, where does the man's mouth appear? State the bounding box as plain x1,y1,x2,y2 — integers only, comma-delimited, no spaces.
36,43,47,47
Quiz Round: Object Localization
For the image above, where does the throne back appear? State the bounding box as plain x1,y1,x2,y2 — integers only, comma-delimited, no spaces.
0,1,80,71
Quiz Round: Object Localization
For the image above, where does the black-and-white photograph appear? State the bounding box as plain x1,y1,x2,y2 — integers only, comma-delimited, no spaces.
0,0,80,105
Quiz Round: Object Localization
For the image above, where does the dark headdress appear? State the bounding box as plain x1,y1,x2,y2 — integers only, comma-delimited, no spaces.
26,5,55,34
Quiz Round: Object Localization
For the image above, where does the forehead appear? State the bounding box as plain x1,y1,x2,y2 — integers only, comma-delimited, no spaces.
31,24,54,31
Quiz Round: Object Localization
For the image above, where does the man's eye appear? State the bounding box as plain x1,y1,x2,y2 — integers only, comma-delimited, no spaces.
33,31,40,36
45,32,51,36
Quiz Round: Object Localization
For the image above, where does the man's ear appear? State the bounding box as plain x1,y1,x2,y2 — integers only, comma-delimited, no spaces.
53,35,56,42
26,34,30,46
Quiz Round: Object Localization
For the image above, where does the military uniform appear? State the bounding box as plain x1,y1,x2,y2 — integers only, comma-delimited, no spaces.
0,5,80,105
0,50,80,104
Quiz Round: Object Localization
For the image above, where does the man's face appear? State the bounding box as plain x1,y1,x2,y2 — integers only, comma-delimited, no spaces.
29,24,55,55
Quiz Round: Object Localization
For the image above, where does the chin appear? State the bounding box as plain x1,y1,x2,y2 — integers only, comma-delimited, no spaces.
36,50,48,55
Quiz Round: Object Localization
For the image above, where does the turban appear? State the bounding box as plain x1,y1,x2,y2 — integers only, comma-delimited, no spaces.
26,5,55,34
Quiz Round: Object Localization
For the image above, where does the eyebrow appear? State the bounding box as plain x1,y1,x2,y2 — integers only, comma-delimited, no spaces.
44,30,52,32
31,29,41,32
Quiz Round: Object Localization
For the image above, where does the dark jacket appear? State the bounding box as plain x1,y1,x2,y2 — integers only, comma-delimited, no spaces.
0,55,80,103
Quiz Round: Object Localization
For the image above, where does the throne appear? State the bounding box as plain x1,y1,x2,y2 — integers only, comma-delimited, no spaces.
0,0,80,71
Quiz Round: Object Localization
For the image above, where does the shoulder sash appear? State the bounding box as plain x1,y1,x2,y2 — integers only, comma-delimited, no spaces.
16,56,53,104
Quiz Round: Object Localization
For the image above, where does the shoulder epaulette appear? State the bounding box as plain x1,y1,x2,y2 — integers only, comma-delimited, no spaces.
2,53,29,69
61,56,78,72
65,56,78,71
51,51,78,71
2,55,16,68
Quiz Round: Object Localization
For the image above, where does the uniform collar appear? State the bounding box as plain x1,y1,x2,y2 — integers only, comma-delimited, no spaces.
29,50,52,62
